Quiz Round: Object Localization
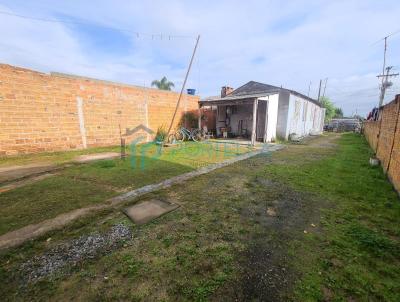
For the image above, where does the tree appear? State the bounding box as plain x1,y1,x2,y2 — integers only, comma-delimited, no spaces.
334,107,344,118
151,76,175,91
320,96,335,122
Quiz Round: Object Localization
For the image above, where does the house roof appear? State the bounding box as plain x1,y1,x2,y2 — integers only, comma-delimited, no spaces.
200,81,322,107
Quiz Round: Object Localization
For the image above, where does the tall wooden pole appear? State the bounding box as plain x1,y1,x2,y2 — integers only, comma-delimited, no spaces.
167,35,200,136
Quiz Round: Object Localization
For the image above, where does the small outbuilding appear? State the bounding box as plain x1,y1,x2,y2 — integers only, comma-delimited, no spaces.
199,81,325,145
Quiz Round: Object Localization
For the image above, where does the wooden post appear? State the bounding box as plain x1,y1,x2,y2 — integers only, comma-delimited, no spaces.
251,98,258,145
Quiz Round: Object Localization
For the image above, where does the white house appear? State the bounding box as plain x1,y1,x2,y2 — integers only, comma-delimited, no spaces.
199,81,325,145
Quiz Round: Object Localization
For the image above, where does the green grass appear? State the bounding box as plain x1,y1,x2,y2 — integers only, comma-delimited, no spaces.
0,141,251,235
0,133,399,301
263,133,400,301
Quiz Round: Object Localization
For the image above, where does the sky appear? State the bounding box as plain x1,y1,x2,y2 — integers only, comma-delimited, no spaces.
0,0,399,116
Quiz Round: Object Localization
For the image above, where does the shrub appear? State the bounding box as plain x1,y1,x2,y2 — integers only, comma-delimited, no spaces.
155,126,168,143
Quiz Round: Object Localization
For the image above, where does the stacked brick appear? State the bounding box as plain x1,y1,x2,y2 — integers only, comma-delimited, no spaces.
364,95,400,194
0,64,198,155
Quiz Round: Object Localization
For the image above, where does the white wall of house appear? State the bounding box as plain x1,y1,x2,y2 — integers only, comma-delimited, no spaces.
258,93,279,142
285,93,325,139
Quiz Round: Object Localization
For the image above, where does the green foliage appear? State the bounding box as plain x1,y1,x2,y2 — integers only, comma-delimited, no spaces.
320,96,336,122
334,107,344,118
154,126,168,143
347,224,399,256
179,111,199,129
151,76,175,91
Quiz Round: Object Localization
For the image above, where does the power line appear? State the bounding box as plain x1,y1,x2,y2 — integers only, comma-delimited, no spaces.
0,10,196,40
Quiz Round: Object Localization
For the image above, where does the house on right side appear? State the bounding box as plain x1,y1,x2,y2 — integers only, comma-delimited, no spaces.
200,81,326,144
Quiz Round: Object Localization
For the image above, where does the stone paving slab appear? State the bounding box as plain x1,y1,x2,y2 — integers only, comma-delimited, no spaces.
74,152,120,163
123,199,179,225
0,173,56,193
0,163,58,184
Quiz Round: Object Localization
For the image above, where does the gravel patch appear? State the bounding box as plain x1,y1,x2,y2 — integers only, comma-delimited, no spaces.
20,224,132,283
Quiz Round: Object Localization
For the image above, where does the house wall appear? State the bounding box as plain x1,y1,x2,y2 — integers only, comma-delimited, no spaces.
0,64,199,155
285,93,325,139
259,94,279,142
276,90,290,139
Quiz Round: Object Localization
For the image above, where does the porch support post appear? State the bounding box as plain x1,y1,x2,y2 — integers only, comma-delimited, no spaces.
198,104,202,130
263,100,269,143
251,98,258,146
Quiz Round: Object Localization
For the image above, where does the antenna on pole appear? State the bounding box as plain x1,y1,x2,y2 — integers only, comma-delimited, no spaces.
376,32,400,107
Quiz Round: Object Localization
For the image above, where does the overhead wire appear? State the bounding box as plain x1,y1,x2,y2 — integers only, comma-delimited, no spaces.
0,10,196,40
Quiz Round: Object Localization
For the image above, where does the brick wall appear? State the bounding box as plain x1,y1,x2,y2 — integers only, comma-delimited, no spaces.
364,121,380,151
364,95,400,194
0,64,199,155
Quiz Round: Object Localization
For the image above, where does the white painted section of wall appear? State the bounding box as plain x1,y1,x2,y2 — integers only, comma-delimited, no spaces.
76,97,87,149
258,93,279,142
285,93,324,138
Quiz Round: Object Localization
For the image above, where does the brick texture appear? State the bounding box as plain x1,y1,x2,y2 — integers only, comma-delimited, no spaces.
0,64,199,155
364,94,400,194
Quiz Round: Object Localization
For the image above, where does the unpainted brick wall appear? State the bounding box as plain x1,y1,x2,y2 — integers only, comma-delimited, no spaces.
363,94,400,194
364,121,380,151
0,64,199,155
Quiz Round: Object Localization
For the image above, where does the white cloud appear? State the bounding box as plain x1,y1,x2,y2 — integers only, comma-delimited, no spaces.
0,0,399,116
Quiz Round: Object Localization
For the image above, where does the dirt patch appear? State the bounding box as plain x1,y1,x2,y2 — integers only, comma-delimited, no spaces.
214,136,337,301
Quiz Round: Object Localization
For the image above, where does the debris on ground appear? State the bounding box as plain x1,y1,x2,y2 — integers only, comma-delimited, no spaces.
20,224,132,283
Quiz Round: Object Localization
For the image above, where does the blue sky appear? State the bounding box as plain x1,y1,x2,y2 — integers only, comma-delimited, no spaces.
0,0,399,116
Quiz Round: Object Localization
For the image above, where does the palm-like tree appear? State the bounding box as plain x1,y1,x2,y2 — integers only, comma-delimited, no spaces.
151,76,175,91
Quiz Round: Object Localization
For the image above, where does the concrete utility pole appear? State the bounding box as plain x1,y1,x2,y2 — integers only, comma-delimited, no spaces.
322,78,328,99
377,66,399,107
317,79,322,101
167,35,200,136
376,35,399,107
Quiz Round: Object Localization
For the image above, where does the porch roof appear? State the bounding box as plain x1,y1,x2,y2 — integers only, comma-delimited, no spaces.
199,92,275,106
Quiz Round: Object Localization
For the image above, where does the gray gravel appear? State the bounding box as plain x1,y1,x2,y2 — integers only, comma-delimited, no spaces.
20,224,132,283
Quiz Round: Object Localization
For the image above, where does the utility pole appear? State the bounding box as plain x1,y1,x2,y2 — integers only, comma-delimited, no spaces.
167,35,200,137
322,78,328,98
317,79,322,102
377,66,399,107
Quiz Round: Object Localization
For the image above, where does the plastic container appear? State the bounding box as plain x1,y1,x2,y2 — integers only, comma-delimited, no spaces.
187,89,196,95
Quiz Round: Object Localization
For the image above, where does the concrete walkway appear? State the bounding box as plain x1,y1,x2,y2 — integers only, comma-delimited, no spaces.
0,145,284,250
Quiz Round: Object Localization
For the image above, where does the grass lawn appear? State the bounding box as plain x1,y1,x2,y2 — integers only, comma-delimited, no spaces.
263,133,400,301
0,142,251,235
0,133,398,301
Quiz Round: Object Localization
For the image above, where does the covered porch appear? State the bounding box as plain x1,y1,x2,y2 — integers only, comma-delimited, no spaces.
199,95,277,146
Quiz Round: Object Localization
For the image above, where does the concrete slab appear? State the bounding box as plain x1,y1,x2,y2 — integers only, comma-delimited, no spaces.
74,152,120,163
123,199,179,225
0,173,56,193
0,163,57,183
